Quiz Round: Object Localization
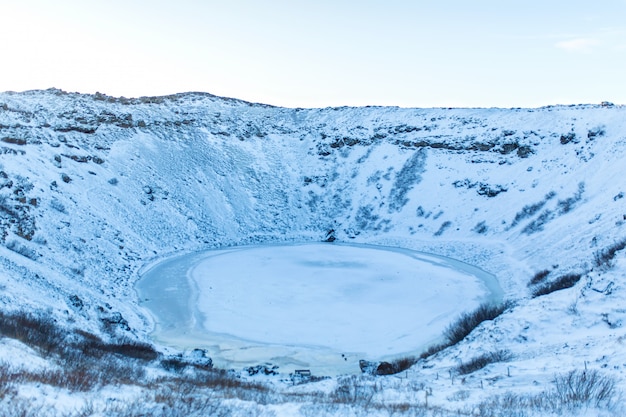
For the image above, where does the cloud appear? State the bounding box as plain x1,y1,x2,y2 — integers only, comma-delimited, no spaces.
555,38,600,53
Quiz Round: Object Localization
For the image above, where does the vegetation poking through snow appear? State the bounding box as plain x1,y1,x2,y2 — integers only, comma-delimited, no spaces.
476,369,618,416
528,269,551,287
5,239,38,259
472,221,488,234
531,273,582,298
434,220,452,237
5,306,613,417
553,369,616,408
556,182,585,215
419,342,452,360
476,369,617,416
387,149,427,213
0,308,273,413
443,301,512,346
509,192,556,229
0,310,65,356
364,302,513,376
1,91,626,415
455,350,512,375
594,238,626,271
363,302,513,377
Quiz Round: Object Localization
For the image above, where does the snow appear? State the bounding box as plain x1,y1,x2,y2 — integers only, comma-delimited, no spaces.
0,89,625,414
138,243,500,374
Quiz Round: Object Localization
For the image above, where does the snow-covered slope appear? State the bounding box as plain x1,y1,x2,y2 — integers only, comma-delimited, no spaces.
1,89,625,414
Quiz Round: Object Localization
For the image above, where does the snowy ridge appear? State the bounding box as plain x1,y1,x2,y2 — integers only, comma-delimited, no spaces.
1,89,625,414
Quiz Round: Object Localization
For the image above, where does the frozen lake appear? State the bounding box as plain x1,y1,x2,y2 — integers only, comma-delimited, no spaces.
137,243,502,375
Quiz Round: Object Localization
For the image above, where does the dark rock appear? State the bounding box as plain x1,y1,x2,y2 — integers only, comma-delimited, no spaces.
376,361,396,375
359,359,378,375
101,312,130,331
245,364,279,376
187,348,213,369
69,294,84,310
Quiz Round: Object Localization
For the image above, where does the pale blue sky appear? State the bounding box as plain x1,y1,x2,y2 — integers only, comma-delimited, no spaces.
1,1,625,107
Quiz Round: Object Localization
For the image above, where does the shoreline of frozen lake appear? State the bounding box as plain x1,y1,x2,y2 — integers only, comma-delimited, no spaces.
136,243,503,376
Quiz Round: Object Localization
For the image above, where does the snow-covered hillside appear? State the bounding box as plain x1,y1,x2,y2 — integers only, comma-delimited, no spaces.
1,89,625,415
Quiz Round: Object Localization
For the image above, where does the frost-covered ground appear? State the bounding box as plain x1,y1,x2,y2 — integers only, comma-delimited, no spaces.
0,89,625,415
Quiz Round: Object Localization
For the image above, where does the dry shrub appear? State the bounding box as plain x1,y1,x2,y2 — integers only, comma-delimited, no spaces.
594,239,626,270
456,350,512,375
553,369,616,408
443,301,512,345
532,273,581,297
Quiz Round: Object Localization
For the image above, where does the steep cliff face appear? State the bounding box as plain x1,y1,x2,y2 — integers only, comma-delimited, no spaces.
1,90,625,381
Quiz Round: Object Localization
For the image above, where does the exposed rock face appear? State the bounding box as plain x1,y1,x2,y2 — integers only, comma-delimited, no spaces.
1,89,626,403
359,359,378,375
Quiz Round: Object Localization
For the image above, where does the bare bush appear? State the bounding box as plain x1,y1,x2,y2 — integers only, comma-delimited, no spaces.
553,369,616,408
475,369,619,416
473,221,488,234
509,192,556,228
99,391,232,417
160,357,187,373
166,368,271,403
594,238,626,270
418,302,513,361
528,269,550,287
74,331,159,362
388,150,427,213
0,396,48,417
0,310,153,392
419,342,452,359
62,337,156,389
331,375,377,405
557,182,585,215
434,220,452,237
475,392,546,417
49,198,66,213
443,301,512,345
0,363,16,400
385,356,418,375
0,310,64,356
532,273,581,297
27,367,100,393
5,240,37,259
521,209,553,235
456,350,512,375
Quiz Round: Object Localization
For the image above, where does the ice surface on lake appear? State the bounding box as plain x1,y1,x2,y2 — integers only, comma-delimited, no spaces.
138,243,501,374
